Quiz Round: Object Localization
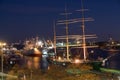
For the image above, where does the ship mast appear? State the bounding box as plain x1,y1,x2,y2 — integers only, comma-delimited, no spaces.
75,0,95,61
53,21,57,57
57,5,72,61
81,0,87,61
64,6,69,60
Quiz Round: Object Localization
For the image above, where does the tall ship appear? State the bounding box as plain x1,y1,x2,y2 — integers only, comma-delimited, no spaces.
51,0,99,63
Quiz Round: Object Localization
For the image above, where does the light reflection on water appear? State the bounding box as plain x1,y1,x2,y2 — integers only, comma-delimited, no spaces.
26,48,120,70
33,57,40,69
27,57,41,69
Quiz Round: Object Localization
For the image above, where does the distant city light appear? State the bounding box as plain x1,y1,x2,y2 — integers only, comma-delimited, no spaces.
58,56,62,61
42,49,48,55
34,48,41,54
0,42,6,47
37,41,44,47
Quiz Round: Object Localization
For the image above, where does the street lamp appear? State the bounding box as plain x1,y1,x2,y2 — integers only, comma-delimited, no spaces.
0,42,6,80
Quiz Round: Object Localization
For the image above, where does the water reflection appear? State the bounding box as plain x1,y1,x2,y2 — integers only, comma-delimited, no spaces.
106,53,120,70
26,56,48,70
27,57,41,69
33,57,40,69
26,48,120,70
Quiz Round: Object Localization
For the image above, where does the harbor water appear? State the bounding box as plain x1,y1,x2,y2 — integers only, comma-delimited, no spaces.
26,48,120,70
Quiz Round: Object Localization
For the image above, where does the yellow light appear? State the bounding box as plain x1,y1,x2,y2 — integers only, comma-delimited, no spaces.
0,42,6,47
0,43,1,46
34,48,41,54
48,66,50,70
58,56,61,60
74,59,80,63
3,43,6,46
34,48,38,51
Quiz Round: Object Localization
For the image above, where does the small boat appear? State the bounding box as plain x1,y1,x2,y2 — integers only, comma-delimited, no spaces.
107,49,119,52
104,37,119,53
103,46,120,53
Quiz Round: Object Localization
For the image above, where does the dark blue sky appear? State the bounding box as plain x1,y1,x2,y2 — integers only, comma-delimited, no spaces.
0,0,120,42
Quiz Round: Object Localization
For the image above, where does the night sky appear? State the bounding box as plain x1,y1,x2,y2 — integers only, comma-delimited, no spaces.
0,0,120,43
